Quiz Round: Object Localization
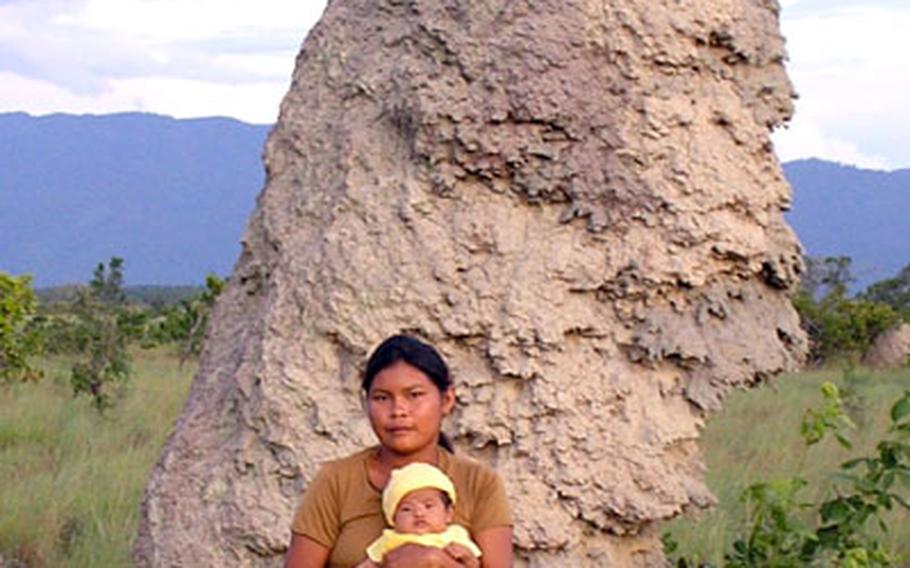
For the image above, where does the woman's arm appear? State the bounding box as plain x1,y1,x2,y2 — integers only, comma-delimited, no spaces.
284,533,331,568
474,526,513,568
381,544,461,568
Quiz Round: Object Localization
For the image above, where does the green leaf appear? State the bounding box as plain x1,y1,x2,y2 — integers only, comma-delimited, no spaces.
820,499,850,524
732,539,747,555
891,393,910,423
897,471,910,491
835,432,854,449
841,458,868,470
821,381,839,399
882,471,895,490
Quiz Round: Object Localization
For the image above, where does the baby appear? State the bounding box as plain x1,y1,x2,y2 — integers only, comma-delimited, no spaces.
358,462,482,566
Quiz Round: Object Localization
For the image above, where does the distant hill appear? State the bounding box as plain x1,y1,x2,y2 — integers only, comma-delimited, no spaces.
35,284,204,307
1,113,907,291
0,112,270,286
783,159,910,290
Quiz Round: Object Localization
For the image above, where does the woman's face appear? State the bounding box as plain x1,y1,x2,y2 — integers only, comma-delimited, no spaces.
367,360,455,456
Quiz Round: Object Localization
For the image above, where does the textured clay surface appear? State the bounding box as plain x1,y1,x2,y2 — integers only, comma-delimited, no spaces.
134,0,806,566
864,323,910,369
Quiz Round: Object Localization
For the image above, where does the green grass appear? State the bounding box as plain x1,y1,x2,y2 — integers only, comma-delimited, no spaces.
664,365,910,565
0,348,193,567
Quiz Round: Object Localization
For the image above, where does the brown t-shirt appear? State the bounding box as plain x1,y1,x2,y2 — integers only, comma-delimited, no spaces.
292,447,512,568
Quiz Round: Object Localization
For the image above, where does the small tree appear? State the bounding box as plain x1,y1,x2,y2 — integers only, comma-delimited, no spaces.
802,256,855,301
70,257,132,411
0,272,43,382
145,274,224,366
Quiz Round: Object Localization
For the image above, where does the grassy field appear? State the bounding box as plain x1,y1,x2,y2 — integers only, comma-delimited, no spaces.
1,351,908,567
0,348,193,567
664,365,910,565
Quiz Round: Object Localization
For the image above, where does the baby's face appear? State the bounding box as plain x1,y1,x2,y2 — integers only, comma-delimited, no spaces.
392,488,453,535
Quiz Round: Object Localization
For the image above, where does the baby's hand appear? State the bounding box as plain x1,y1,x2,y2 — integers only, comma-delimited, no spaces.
353,559,379,568
443,543,480,568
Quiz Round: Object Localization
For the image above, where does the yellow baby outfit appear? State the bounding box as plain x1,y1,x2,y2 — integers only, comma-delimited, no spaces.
365,524,482,562
366,462,482,562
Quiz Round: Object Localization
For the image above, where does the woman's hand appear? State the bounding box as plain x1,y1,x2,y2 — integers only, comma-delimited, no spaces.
443,543,480,568
381,543,459,568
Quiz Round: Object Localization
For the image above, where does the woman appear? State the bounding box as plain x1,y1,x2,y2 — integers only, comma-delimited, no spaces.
285,335,514,568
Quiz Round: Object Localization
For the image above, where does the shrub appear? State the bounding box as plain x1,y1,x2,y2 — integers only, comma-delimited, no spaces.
794,256,901,365
0,272,43,383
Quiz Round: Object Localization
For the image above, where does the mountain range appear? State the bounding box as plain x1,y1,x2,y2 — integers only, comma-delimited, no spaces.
0,112,269,286
783,159,910,290
1,112,907,291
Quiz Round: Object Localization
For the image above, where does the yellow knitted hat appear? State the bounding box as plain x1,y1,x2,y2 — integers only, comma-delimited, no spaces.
382,462,457,525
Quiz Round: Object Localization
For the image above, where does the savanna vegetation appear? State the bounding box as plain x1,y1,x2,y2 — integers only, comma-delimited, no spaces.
0,348,193,567
0,255,908,566
664,368,910,567
1,257,218,567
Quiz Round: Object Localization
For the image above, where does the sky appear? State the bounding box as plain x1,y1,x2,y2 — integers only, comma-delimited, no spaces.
0,0,907,170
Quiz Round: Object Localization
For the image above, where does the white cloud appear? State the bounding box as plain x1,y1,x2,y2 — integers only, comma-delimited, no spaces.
0,71,139,116
0,0,326,121
108,76,291,123
61,0,320,42
772,115,889,170
0,71,288,123
775,2,910,169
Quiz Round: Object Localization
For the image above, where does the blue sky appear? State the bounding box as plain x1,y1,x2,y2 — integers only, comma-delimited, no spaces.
1,0,907,170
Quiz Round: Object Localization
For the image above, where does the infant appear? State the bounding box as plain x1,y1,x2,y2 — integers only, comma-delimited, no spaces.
358,462,482,566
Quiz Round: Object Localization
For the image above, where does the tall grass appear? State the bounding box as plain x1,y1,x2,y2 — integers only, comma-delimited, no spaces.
664,365,910,565
0,348,193,567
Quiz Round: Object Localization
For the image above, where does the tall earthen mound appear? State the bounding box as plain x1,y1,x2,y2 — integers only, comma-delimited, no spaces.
134,1,806,566
864,323,910,369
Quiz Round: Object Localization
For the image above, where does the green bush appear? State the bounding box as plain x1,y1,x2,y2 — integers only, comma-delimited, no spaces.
862,262,910,322
0,272,43,383
794,256,901,364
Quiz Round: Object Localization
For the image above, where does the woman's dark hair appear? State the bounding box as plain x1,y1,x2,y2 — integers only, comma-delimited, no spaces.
363,335,455,452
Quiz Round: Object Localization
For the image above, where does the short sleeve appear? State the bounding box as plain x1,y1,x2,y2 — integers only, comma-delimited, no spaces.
470,468,513,533
291,465,341,548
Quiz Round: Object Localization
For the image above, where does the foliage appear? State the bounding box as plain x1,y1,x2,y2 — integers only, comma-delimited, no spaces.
0,272,43,383
0,349,194,567
144,274,224,366
68,257,135,411
794,256,900,364
801,382,856,448
862,262,910,321
35,270,223,376
667,382,910,567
